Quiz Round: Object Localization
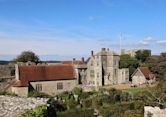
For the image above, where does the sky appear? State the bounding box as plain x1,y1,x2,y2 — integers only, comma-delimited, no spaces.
0,0,166,60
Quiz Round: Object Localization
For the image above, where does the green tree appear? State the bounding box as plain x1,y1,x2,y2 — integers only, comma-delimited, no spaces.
135,50,151,62
120,54,139,79
145,53,166,80
14,51,40,63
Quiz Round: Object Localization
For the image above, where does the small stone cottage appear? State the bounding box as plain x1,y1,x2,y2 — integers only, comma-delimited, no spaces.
132,67,155,85
11,64,76,97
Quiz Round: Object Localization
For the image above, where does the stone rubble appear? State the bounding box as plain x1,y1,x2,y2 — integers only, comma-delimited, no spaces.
144,106,166,117
0,95,48,117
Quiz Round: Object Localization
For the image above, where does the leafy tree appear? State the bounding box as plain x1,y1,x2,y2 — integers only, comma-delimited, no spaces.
14,51,40,63
135,50,151,62
120,54,139,79
145,53,166,80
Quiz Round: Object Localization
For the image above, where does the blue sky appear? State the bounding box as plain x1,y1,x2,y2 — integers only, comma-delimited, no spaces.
0,0,166,60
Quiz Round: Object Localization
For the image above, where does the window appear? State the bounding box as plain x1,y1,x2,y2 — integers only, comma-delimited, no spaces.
57,82,63,90
114,60,116,66
67,82,71,89
36,84,42,91
91,61,93,66
90,70,94,77
97,61,99,66
97,73,99,78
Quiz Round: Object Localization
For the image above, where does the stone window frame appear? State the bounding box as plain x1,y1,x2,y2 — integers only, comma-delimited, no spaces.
36,84,42,91
90,70,95,77
57,82,63,90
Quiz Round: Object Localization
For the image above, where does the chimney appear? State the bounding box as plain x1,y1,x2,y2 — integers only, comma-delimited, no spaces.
73,58,76,61
91,50,94,56
101,48,106,51
81,57,85,63
107,48,109,51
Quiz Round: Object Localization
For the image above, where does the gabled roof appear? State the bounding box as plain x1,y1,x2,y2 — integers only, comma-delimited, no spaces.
132,67,155,80
14,65,76,87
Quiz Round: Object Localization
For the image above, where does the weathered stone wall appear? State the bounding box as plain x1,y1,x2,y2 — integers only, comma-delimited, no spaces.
0,65,15,91
0,95,48,117
144,106,166,117
0,65,15,77
30,79,76,96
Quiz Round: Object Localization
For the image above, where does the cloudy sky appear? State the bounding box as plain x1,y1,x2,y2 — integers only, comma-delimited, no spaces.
0,0,166,60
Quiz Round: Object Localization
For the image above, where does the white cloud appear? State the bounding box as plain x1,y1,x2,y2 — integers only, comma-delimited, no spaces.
138,36,153,45
157,40,166,44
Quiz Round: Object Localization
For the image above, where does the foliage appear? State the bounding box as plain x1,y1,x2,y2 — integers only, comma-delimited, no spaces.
119,54,139,79
57,108,94,117
18,105,47,117
28,90,52,98
135,50,151,62
13,51,40,63
145,53,166,80
0,91,17,96
72,87,82,96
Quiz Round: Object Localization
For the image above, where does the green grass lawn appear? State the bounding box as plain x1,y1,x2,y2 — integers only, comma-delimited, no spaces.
123,87,154,95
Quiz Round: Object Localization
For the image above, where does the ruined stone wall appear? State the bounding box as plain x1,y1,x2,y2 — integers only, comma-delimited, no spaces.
0,65,15,77
0,95,48,117
0,65,15,91
144,106,166,117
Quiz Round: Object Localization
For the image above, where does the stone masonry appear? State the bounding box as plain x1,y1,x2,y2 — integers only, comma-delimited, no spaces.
144,106,166,117
0,95,48,117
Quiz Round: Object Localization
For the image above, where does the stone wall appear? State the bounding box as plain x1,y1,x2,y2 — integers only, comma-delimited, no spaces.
0,95,48,117
0,65,15,77
144,106,166,117
30,79,76,96
0,65,15,91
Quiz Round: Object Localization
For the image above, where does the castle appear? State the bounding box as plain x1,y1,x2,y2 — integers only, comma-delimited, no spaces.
9,48,129,96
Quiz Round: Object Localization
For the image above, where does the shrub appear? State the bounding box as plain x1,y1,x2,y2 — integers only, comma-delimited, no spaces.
0,91,17,96
18,105,47,117
72,87,82,96
28,90,52,98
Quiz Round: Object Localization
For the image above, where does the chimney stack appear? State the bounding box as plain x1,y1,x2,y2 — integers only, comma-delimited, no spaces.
81,57,85,63
102,48,106,51
91,50,94,56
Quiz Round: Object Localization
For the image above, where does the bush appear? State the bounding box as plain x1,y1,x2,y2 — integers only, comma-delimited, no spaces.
72,87,82,96
0,91,17,96
28,90,52,98
18,105,47,117
57,108,94,117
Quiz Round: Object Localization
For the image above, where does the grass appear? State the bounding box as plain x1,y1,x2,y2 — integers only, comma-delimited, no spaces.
123,87,154,95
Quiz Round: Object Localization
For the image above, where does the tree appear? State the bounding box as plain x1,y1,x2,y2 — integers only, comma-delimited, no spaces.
145,54,166,80
135,50,151,62
14,51,40,63
120,54,139,79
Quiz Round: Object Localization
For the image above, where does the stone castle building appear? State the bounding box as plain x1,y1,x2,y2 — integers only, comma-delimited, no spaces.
76,48,129,87
120,49,151,57
9,48,129,96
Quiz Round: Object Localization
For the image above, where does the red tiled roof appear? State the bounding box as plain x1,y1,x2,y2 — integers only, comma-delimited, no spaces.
138,67,155,80
14,65,76,87
62,60,84,65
